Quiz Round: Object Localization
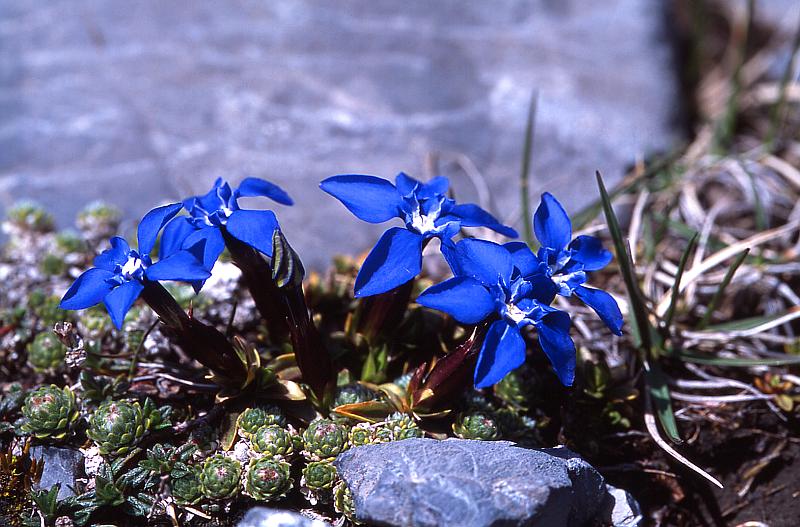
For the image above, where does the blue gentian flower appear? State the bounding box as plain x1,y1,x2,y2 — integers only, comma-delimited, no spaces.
507,193,623,336
416,238,576,388
320,172,518,297
59,204,211,329
159,177,293,276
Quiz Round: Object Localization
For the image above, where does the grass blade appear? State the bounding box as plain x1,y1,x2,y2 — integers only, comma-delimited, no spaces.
519,91,538,247
697,248,750,329
700,307,800,335
596,171,652,351
676,350,800,367
663,233,699,329
644,358,682,444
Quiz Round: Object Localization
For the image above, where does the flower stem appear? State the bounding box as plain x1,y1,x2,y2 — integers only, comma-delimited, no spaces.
140,280,246,382
221,228,333,399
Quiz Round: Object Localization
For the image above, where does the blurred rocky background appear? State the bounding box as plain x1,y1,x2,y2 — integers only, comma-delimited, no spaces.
0,0,795,268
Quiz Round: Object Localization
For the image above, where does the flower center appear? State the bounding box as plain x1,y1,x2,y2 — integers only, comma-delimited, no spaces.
505,303,527,325
410,209,438,234
120,255,146,279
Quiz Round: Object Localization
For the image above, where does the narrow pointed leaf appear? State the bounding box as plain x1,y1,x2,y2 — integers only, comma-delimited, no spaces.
697,248,750,329
663,233,698,328
644,358,682,444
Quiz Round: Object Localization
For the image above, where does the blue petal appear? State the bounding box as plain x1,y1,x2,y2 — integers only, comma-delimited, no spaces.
137,203,183,255
504,241,540,277
536,308,576,386
450,204,518,238
146,251,212,283
526,272,559,304
225,209,279,257
93,237,130,271
416,176,449,199
237,177,294,206
320,175,403,224
182,227,225,271
394,172,419,196
416,276,496,324
189,178,224,212
103,280,144,330
474,320,526,389
354,227,424,297
534,192,572,251
160,217,196,258
453,238,513,287
574,285,623,336
60,268,116,310
569,235,612,271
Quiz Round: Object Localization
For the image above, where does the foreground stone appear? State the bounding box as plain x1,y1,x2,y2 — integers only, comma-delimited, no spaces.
238,508,331,527
0,0,681,269
335,438,623,527
30,446,84,500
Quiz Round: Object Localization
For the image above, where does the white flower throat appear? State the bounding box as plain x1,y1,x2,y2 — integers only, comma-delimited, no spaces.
120,255,145,279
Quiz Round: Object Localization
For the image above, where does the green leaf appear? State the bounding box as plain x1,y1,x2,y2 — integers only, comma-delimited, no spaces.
644,359,682,444
596,172,653,351
519,90,538,247
676,350,800,367
361,343,389,384
663,233,698,328
697,248,750,329
702,309,800,333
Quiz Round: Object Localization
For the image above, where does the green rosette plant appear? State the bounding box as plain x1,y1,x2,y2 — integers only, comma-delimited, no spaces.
20,385,80,439
386,412,423,440
251,425,294,458
199,455,241,501
86,398,168,456
302,460,337,492
453,412,500,441
236,405,286,440
243,457,292,502
302,418,349,460
348,423,373,447
333,480,358,523
26,332,66,372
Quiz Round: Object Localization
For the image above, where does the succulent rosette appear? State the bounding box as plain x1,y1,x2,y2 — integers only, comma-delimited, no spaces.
26,332,66,372
251,425,294,459
244,457,292,502
236,405,286,440
302,460,338,504
87,398,167,456
20,385,80,439
302,419,349,460
199,455,242,501
453,412,501,441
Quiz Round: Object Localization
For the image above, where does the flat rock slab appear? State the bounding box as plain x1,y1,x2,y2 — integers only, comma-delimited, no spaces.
30,445,85,500
334,438,609,527
238,509,331,527
0,0,681,269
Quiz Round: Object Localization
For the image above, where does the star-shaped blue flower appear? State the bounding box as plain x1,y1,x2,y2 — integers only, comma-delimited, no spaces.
416,238,576,388
507,192,623,335
159,177,293,279
320,172,518,297
59,203,211,329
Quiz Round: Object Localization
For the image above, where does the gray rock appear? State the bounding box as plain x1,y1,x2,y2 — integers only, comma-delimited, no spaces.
238,508,331,527
30,446,84,499
605,484,643,527
0,0,681,269
334,438,608,527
